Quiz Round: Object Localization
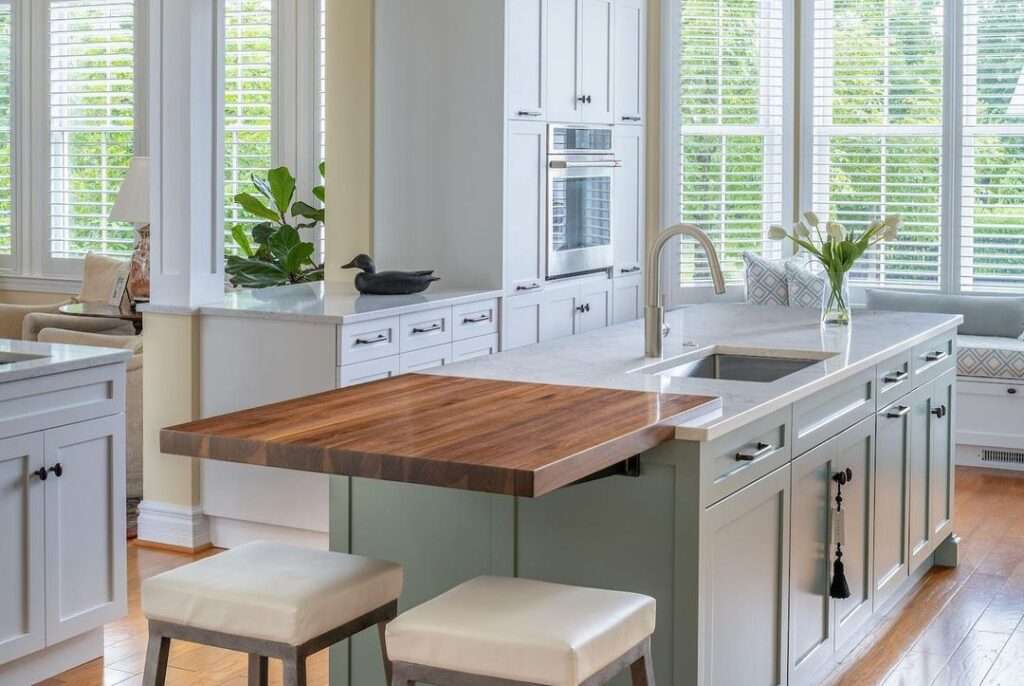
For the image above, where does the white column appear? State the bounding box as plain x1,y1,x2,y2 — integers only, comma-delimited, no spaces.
147,0,224,308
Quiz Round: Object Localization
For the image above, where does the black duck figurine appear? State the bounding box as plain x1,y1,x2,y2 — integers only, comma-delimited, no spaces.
342,254,441,295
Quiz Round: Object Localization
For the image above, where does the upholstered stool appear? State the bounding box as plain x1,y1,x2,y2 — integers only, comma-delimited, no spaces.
141,541,403,686
386,576,656,686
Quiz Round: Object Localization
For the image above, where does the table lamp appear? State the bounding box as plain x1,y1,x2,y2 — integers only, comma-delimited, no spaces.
109,156,151,303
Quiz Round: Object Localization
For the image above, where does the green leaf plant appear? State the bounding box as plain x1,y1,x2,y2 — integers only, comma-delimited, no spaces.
225,164,326,288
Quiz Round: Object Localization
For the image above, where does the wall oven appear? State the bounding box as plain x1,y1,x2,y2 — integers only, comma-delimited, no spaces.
546,125,619,279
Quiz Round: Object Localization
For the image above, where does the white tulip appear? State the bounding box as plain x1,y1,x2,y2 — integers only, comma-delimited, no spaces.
826,221,846,242
768,225,788,240
884,214,902,228
795,222,811,239
803,211,820,227
882,223,899,241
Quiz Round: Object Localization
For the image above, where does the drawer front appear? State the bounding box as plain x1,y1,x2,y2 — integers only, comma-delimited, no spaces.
400,343,453,373
912,330,957,387
701,407,792,507
793,368,875,455
453,299,499,341
337,356,401,388
338,316,400,365
452,334,499,362
400,306,453,352
0,364,125,439
876,350,913,405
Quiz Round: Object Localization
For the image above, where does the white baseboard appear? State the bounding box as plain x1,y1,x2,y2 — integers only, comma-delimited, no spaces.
137,500,211,549
957,444,1024,472
0,627,102,685
208,515,328,550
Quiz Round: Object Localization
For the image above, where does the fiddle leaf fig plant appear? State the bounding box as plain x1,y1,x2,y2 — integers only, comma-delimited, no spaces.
225,163,326,289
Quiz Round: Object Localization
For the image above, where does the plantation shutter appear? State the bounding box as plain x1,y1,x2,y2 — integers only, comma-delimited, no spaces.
811,0,944,288
48,0,135,261
961,0,1024,293
224,0,273,253
0,2,11,264
678,0,785,284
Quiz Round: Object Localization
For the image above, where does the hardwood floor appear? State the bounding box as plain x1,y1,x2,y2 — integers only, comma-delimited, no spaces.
42,466,1024,686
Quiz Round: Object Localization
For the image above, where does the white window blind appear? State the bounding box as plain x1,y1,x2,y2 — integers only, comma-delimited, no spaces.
812,0,944,288
961,0,1024,293
678,0,785,284
224,0,273,252
48,0,135,261
0,2,12,260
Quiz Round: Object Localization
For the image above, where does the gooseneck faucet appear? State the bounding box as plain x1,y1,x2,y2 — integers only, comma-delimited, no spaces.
645,223,727,358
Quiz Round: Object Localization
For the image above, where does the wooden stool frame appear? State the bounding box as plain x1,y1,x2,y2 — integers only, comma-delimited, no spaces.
142,599,398,686
388,635,655,686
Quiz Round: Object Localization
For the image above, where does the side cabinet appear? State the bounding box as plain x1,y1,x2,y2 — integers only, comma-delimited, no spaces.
873,396,912,610
701,463,790,686
505,121,547,293
613,0,645,124
929,371,955,548
612,124,644,276
907,383,935,573
506,0,547,120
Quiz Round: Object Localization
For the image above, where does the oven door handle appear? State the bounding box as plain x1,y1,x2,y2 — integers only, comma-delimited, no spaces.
549,160,622,169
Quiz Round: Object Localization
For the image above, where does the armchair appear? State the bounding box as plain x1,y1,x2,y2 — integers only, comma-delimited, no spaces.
0,299,70,340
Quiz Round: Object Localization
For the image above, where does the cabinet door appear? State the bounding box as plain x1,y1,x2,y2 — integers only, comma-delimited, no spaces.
612,272,643,323
578,0,614,123
613,0,645,124
400,344,453,374
507,0,547,120
613,125,644,275
506,121,547,292
701,464,790,686
0,433,46,665
546,0,580,122
44,415,126,645
907,384,933,574
832,420,874,650
540,286,579,340
577,279,611,333
874,400,911,610
929,371,955,546
503,291,544,350
338,356,401,388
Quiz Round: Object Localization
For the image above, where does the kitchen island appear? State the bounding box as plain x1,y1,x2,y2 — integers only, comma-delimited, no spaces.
163,304,962,686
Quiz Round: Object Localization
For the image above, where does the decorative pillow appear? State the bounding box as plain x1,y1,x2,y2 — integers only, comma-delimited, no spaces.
786,260,825,309
743,252,789,306
865,290,1024,339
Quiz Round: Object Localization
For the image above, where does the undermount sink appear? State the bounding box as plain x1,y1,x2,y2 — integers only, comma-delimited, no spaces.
634,347,836,383
0,351,48,365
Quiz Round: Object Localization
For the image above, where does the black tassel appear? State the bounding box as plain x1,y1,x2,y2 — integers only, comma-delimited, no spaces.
830,543,851,599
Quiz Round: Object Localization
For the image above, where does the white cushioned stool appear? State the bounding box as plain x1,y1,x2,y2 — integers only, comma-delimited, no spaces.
386,576,656,686
141,541,403,686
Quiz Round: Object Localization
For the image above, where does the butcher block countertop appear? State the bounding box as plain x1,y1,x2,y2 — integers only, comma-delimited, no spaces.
160,373,718,497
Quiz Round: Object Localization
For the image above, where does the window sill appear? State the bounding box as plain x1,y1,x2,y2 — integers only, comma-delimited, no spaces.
0,273,81,295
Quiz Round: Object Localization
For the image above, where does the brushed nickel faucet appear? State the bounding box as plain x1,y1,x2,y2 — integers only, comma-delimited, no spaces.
645,223,726,358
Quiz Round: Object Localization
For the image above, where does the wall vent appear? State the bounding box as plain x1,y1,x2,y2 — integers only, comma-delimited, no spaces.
982,449,1024,466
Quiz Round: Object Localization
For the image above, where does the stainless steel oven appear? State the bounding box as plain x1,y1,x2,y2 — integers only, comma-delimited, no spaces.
546,125,619,279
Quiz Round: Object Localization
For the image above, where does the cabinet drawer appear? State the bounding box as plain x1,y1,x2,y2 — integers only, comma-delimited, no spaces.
0,364,124,439
453,299,498,341
876,350,913,405
338,356,401,388
452,334,499,362
702,407,792,507
400,343,453,373
338,317,400,365
912,330,957,387
793,368,875,455
400,306,453,352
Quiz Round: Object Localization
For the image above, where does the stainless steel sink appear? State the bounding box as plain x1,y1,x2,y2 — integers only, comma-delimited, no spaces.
634,347,835,383
0,351,48,365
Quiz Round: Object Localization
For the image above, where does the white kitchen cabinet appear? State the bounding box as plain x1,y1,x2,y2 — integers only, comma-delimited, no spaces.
701,463,790,686
505,121,547,293
507,0,547,120
929,371,955,547
613,125,644,275
338,356,401,388
400,343,453,373
907,383,934,574
873,398,911,610
540,285,580,339
503,290,545,350
546,0,613,124
832,421,874,650
577,278,612,332
612,272,643,323
0,433,46,665
613,0,645,124
453,334,500,362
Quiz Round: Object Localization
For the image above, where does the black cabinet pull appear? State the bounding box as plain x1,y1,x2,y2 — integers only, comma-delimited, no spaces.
462,314,491,324
48,463,63,478
354,334,388,345
886,405,910,418
411,323,442,334
577,94,592,104
930,404,947,418
33,467,48,481
1009,388,1018,395
621,115,642,122
832,468,853,486
883,370,908,384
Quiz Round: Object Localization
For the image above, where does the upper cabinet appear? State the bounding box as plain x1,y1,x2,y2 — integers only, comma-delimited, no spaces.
546,0,614,124
613,0,646,124
507,0,548,120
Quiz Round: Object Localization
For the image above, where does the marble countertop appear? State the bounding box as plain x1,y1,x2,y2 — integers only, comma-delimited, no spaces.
144,282,503,324
429,304,963,442
0,338,132,383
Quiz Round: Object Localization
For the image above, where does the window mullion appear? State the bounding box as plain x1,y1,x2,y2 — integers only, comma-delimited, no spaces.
942,0,962,294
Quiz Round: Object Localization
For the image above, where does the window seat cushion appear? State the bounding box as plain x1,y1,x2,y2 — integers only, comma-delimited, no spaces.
958,335,1024,380
866,290,1024,339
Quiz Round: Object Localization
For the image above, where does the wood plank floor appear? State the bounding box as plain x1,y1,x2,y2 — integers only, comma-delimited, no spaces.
42,466,1024,686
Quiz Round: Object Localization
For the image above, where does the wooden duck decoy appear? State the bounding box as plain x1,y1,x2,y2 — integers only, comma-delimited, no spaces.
342,254,441,295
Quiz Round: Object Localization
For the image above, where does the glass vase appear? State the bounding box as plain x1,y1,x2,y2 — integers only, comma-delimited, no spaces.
821,269,851,326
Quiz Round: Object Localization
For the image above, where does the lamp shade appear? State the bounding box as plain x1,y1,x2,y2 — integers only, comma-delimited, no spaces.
109,156,150,224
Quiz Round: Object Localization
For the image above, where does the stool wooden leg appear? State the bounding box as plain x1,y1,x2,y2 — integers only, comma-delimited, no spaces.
389,662,415,686
141,632,171,686
248,654,268,686
282,651,307,686
378,621,393,684
629,639,655,686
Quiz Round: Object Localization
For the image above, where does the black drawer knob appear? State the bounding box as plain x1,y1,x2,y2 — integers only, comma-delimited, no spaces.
33,467,48,481
48,463,63,478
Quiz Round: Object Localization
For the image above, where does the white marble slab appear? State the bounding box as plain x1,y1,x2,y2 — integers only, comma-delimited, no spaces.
0,338,131,383
428,303,963,442
143,282,503,324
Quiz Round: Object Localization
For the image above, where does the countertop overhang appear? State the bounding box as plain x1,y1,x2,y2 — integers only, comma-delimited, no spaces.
160,373,718,497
